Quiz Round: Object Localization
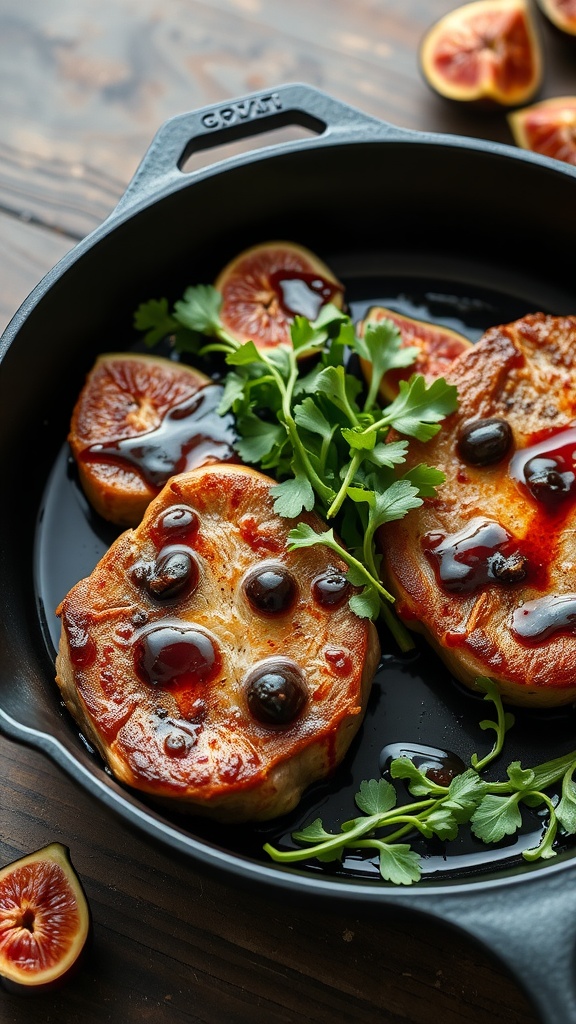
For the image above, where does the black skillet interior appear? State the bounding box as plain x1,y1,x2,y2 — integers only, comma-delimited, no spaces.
2,86,576,1017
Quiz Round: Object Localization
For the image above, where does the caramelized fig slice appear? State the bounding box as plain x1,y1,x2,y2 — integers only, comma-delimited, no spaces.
357,305,471,401
420,0,542,108
69,352,235,527
214,240,344,351
0,843,91,993
508,97,576,165
536,0,576,36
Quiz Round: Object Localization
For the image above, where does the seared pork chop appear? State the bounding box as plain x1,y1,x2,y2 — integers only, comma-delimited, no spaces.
56,463,380,821
379,313,576,706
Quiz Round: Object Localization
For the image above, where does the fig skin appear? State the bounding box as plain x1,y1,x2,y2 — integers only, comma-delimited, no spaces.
214,240,344,351
420,0,543,109
508,97,576,165
536,0,576,36
0,843,91,994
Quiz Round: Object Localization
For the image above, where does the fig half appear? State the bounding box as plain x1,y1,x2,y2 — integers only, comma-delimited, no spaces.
214,241,344,351
536,0,576,36
0,843,91,993
357,306,472,401
420,0,543,107
69,352,235,527
508,96,576,164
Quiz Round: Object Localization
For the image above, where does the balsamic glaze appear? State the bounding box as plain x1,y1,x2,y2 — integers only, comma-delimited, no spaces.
245,660,307,726
243,565,297,615
80,384,236,489
512,594,576,644
379,742,467,788
268,269,342,321
457,417,513,466
423,517,530,594
510,426,576,508
312,571,351,608
134,622,221,690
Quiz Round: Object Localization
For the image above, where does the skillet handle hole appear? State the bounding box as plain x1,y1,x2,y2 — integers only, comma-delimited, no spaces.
179,112,326,173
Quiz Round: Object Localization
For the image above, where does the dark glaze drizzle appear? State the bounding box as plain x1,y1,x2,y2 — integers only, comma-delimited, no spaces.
268,269,342,321
312,571,351,608
380,742,466,788
512,594,576,644
244,659,307,726
133,546,199,602
243,565,297,616
510,426,576,508
134,622,221,690
151,505,199,548
423,517,531,594
80,384,236,490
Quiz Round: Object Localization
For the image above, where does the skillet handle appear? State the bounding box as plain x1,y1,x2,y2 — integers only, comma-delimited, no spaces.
415,868,576,1024
113,82,406,214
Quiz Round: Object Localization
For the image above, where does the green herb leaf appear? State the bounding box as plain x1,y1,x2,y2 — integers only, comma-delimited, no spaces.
173,284,223,334
471,793,523,844
373,842,422,886
270,473,315,517
382,375,458,440
134,297,179,348
355,778,397,816
556,763,576,834
233,414,285,464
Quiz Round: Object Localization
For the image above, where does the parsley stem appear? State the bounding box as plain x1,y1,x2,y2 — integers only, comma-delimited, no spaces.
326,452,363,519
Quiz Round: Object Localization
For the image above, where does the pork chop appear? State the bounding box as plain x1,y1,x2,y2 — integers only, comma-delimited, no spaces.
379,313,576,706
56,463,380,821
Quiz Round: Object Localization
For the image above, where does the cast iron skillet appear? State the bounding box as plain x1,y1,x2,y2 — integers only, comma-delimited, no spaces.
1,83,576,1022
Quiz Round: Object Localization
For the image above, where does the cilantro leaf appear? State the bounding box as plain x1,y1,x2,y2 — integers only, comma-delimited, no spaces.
348,586,381,620
355,778,397,816
471,793,523,843
134,297,179,348
382,375,458,440
354,318,418,410
173,284,223,334
373,842,422,885
233,414,285,464
270,474,315,517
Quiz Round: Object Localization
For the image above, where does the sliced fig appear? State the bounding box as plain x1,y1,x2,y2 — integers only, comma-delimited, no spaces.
214,241,344,351
358,305,472,401
420,0,543,107
536,0,576,36
508,97,576,164
69,352,236,527
0,843,91,993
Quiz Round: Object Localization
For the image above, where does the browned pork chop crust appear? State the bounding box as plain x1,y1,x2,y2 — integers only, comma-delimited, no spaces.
380,313,576,706
56,464,380,821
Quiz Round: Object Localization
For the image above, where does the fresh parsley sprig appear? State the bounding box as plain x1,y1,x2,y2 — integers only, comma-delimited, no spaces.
263,676,576,884
135,286,457,650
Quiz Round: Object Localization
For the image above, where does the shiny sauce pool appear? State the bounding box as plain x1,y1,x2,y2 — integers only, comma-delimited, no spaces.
80,383,236,489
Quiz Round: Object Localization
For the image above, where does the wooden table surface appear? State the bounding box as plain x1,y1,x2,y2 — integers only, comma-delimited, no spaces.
1,2,574,1022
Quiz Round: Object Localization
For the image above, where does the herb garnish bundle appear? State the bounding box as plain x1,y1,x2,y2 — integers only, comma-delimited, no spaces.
264,677,576,884
135,287,457,650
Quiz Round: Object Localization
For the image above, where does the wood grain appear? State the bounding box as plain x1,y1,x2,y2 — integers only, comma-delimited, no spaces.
1,1,574,1020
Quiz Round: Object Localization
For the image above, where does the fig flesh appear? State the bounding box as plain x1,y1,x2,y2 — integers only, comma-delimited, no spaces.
536,0,576,36
420,0,542,107
214,241,344,351
0,843,90,993
508,97,576,164
358,305,472,401
68,352,235,527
